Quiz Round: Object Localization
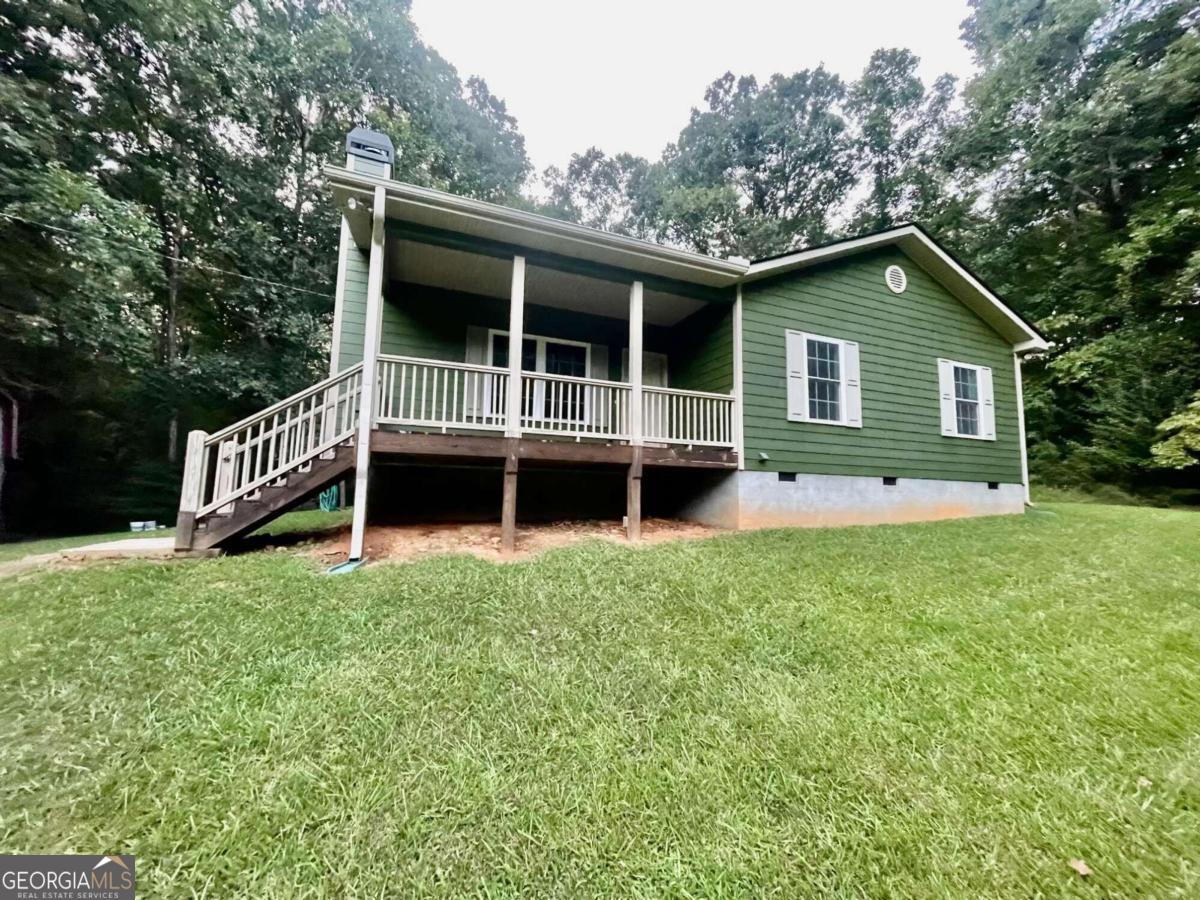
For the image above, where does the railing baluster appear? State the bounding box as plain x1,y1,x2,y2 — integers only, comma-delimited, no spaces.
400,362,410,420
238,427,251,490
440,367,449,425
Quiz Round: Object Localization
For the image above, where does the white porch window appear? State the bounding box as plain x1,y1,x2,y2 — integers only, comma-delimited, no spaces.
937,358,995,440
486,330,591,376
488,330,592,425
784,330,862,428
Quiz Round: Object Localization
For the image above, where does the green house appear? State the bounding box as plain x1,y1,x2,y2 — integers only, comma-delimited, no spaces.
175,128,1047,557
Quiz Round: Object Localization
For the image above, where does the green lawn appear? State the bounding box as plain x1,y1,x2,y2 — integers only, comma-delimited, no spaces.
2,504,1198,897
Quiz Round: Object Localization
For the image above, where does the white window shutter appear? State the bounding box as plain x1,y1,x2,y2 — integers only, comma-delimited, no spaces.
843,341,862,428
785,330,807,422
464,326,489,416
979,365,996,440
590,344,609,382
937,358,956,435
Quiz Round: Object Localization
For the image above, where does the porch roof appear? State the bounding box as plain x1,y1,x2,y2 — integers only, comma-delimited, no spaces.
325,166,747,289
324,169,1046,351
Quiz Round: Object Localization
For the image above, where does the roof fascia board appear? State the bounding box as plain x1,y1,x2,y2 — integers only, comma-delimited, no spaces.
743,226,926,280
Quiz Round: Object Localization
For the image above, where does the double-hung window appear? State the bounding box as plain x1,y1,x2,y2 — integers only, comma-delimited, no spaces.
806,338,841,422
953,365,981,436
785,330,862,428
937,358,995,440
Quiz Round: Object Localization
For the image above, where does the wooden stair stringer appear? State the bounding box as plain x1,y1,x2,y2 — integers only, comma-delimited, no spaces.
189,444,355,551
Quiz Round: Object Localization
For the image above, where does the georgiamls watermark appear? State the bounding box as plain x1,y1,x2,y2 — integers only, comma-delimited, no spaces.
1,855,135,899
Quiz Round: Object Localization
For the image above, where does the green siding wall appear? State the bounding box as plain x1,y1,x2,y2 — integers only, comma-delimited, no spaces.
334,237,371,371
670,303,734,393
742,248,1022,483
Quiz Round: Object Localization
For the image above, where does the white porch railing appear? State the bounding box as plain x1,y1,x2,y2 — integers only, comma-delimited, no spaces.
376,355,509,431
370,354,734,448
519,371,632,440
643,385,736,447
186,363,363,518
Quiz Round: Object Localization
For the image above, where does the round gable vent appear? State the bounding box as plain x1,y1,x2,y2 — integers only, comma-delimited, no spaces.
884,264,907,294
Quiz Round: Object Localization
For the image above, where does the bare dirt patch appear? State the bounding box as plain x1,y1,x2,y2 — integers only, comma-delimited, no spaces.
311,518,719,565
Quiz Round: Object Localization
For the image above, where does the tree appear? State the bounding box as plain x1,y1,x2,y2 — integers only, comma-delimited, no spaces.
668,69,856,257
845,49,965,234
954,0,1200,491
541,148,651,235
1153,390,1200,469
0,0,532,535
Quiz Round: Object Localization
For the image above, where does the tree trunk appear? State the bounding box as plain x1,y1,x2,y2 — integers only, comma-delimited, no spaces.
160,217,182,464
0,407,6,536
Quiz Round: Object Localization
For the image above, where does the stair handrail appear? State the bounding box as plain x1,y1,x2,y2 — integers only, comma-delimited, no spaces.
178,363,364,527
204,362,364,447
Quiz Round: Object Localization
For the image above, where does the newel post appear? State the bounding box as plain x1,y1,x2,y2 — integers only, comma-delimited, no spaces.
175,429,207,550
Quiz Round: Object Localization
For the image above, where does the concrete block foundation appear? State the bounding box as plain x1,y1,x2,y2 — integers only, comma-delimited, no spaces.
681,470,1025,530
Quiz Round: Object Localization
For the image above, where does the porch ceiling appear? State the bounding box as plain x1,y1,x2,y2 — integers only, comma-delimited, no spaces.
387,239,708,327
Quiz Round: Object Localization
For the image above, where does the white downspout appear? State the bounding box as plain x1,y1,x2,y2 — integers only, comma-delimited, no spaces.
733,284,745,469
1014,351,1031,505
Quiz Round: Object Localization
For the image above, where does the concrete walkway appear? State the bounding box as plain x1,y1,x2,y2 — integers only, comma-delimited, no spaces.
61,536,176,559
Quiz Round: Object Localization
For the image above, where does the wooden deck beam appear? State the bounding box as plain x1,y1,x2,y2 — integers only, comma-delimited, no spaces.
370,430,737,469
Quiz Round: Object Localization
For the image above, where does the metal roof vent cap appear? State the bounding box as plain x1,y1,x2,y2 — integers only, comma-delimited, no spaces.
884,264,907,294
345,126,395,177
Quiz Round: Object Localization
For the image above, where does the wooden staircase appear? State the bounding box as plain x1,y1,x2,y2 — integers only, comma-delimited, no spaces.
181,444,355,552
175,364,364,553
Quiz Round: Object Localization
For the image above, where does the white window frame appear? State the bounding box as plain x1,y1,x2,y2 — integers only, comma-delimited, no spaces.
937,358,996,441
785,329,862,428
487,329,593,427
486,329,592,375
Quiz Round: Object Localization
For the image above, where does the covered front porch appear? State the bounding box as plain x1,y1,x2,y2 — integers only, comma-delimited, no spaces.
336,221,740,451
174,135,747,558
326,172,745,556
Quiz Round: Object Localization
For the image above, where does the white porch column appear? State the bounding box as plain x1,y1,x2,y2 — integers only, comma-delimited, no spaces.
628,280,644,446
733,285,745,468
348,185,387,560
1014,351,1031,505
504,256,526,438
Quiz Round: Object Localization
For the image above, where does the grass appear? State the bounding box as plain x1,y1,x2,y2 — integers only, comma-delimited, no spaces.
1,503,1198,897
0,508,351,562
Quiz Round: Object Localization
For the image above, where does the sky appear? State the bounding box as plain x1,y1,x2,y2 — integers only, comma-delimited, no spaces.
410,0,979,175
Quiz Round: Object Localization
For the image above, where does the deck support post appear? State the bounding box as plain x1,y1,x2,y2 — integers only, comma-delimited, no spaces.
175,429,207,551
626,445,643,541
505,256,526,438
501,437,519,553
349,184,387,560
